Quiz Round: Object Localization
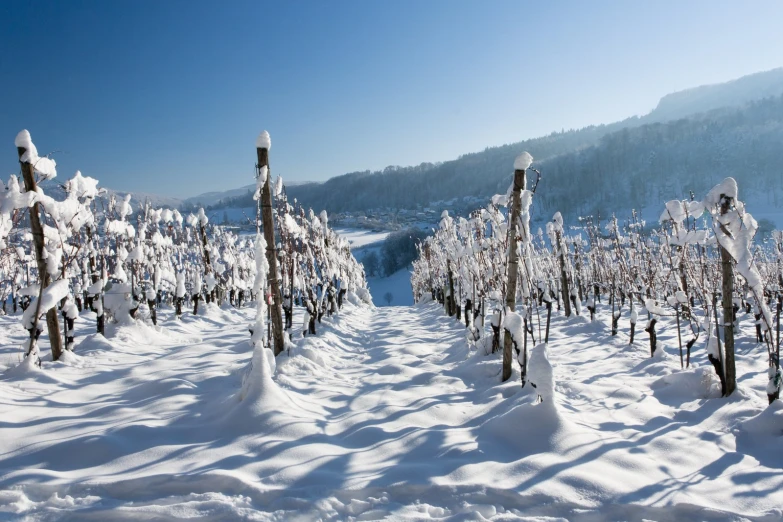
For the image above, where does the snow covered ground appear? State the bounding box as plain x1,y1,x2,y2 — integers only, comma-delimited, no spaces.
342,229,415,307
1,299,782,520
334,228,391,249
366,269,414,307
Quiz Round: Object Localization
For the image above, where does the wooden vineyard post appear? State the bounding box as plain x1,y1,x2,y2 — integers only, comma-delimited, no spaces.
502,165,526,382
199,216,212,305
257,136,286,356
719,194,736,396
447,259,456,316
557,226,572,317
17,144,64,361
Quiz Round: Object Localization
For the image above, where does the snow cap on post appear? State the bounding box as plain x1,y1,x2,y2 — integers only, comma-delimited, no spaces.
256,131,271,151
514,151,533,171
704,177,738,207
14,130,34,157
15,129,57,179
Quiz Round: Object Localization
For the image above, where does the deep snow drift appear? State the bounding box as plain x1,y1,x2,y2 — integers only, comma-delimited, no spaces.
1,299,782,521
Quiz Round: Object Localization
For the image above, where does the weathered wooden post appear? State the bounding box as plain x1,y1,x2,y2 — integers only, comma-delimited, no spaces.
197,209,212,307
17,132,64,361
256,132,286,356
502,156,528,382
447,259,456,316
556,224,572,318
719,193,736,396
675,302,684,368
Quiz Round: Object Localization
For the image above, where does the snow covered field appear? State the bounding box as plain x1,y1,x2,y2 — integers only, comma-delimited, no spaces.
1,297,781,520
341,229,416,307
366,269,414,307
334,228,391,249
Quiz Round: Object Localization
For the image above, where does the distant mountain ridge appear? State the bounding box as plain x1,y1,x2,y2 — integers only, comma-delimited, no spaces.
93,67,783,218
646,67,783,122
183,184,255,207
282,67,783,215
533,95,783,222
106,188,182,209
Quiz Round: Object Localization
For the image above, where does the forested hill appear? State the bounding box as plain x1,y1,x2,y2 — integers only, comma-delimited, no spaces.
197,118,639,213
196,68,783,219
286,95,783,220
286,118,637,213
282,68,783,217
534,95,783,221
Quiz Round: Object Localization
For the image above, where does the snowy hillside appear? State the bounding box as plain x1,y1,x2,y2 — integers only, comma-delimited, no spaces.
1,298,780,520
182,183,256,207
340,228,420,307
366,268,413,307
647,67,783,122
335,228,391,249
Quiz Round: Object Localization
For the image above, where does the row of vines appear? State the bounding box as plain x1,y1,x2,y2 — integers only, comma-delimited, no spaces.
411,152,782,404
0,130,369,370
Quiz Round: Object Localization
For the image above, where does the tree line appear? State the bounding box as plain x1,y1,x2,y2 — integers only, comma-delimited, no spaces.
361,227,430,277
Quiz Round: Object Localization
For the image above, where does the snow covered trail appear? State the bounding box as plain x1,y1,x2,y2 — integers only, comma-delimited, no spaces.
0,301,781,520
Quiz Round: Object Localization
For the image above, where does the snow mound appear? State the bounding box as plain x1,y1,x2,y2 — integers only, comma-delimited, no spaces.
741,400,783,437
651,366,722,404
478,344,594,454
347,289,373,307
478,390,592,456
3,352,41,376
231,342,320,440
74,332,117,354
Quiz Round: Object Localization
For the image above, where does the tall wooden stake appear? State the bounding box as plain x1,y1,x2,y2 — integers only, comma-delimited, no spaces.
17,146,64,361
719,195,736,396
257,142,286,356
502,166,526,382
447,259,456,316
557,228,572,317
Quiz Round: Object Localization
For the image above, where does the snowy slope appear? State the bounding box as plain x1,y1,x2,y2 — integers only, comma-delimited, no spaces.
366,268,414,307
647,67,783,122
182,184,256,207
183,181,314,208
1,297,781,520
334,228,391,249
345,229,417,307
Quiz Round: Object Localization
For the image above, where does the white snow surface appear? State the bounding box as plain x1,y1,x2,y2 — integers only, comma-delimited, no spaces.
334,228,391,249
366,267,413,306
0,300,781,520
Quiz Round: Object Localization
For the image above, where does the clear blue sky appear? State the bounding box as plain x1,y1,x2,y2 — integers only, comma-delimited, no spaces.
2,0,782,198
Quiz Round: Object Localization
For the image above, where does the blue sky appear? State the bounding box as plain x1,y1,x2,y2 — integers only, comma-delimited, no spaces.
2,0,782,198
